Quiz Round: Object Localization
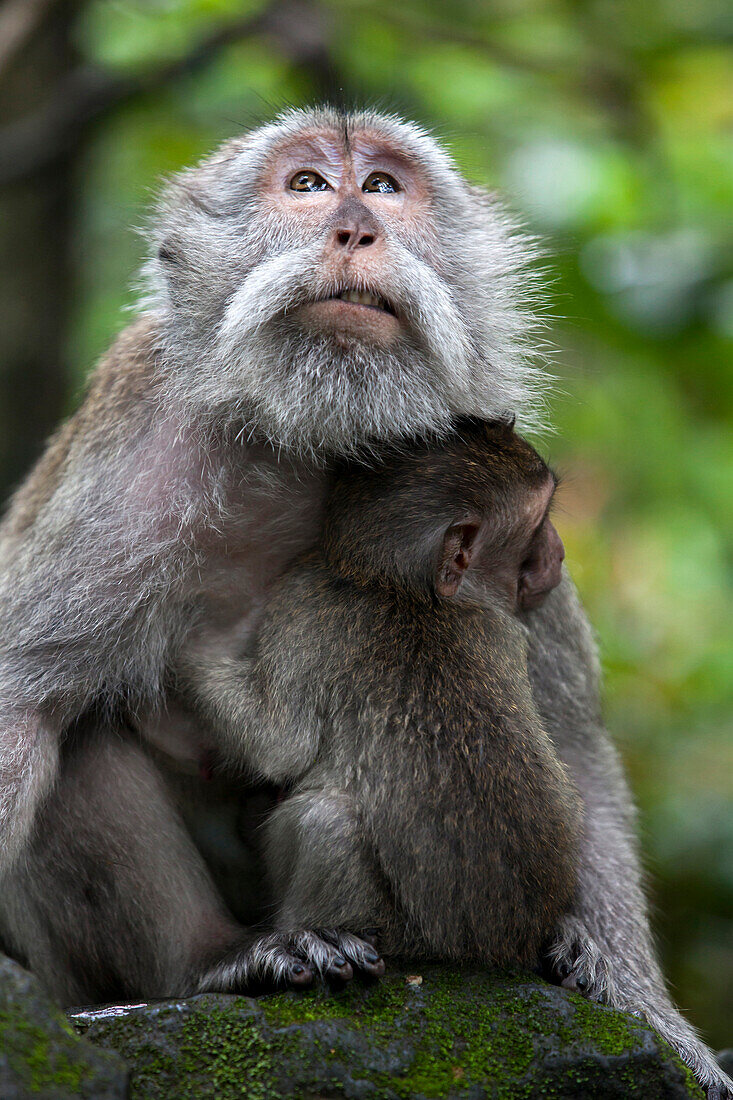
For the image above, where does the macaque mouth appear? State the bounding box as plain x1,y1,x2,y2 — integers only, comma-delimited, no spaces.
323,289,396,316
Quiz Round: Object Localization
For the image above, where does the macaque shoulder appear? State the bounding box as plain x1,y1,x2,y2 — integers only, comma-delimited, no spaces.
0,317,166,543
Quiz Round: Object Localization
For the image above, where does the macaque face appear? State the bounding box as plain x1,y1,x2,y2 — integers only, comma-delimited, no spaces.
212,121,472,454
152,108,544,455
261,131,432,349
486,473,564,612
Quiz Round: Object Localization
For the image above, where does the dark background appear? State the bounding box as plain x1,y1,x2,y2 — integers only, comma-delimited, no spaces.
0,0,730,1048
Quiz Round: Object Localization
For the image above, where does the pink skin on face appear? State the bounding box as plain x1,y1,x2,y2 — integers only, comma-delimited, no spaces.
258,130,434,347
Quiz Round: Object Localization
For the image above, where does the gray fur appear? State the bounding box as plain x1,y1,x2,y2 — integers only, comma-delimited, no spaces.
197,928,382,993
0,105,547,867
0,722,244,1004
0,106,727,1096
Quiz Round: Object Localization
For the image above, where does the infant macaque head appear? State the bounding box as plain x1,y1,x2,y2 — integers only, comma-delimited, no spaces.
324,417,564,613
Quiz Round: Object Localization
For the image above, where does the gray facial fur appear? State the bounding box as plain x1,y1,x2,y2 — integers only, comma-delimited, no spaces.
144,106,549,455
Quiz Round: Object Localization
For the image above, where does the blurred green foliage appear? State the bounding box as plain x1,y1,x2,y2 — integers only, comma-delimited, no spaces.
37,0,733,1047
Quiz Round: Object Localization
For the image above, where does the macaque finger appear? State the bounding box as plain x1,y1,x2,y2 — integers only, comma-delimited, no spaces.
321,930,386,978
280,930,356,984
324,955,354,984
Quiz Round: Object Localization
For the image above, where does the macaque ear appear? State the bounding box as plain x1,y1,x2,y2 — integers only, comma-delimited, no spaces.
518,519,565,611
436,517,484,599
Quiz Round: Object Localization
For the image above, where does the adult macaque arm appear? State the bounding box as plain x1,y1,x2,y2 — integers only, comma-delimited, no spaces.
0,321,204,865
527,574,732,1099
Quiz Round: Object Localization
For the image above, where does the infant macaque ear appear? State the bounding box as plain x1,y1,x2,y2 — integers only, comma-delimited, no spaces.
518,518,565,611
436,517,484,599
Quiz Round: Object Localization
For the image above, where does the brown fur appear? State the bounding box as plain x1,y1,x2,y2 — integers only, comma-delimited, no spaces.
188,421,581,969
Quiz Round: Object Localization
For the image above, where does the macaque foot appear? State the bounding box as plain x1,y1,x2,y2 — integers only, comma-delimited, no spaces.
196,935,316,994
545,915,614,1003
199,929,385,994
263,929,385,984
546,928,732,1098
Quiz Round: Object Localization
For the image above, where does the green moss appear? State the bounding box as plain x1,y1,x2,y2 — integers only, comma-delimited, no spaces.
0,1010,88,1093
79,970,704,1099
261,971,409,1030
155,1011,277,1100
112,1008,270,1098
260,971,558,1098
397,970,535,1096
556,990,640,1056
555,989,704,1098
646,1036,706,1099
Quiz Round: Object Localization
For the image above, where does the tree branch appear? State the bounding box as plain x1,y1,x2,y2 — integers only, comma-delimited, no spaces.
0,0,59,77
366,5,559,78
0,5,277,187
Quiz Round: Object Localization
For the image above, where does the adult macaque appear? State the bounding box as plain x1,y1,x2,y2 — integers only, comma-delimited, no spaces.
184,419,585,981
0,107,728,1097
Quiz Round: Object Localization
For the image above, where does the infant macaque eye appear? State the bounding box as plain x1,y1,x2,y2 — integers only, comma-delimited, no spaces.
362,171,401,194
290,170,331,193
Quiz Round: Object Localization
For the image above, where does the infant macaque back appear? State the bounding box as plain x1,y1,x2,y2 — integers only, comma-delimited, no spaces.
243,417,580,972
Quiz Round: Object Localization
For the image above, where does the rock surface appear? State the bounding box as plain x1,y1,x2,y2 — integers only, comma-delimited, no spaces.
0,954,128,1099
67,966,705,1099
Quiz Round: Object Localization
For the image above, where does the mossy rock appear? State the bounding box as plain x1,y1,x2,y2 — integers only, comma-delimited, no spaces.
0,954,127,1099
69,966,704,1099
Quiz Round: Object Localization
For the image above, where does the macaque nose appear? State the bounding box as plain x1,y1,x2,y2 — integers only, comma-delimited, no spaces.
332,199,380,251
335,224,377,249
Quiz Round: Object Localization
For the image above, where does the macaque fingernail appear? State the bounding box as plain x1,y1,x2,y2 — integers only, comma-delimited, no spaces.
292,964,305,974
334,955,346,967
365,951,379,964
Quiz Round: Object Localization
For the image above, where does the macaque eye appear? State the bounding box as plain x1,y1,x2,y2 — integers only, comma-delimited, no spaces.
289,170,332,193
362,172,401,194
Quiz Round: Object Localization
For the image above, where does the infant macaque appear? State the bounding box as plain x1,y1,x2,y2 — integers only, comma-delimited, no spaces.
186,418,579,986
